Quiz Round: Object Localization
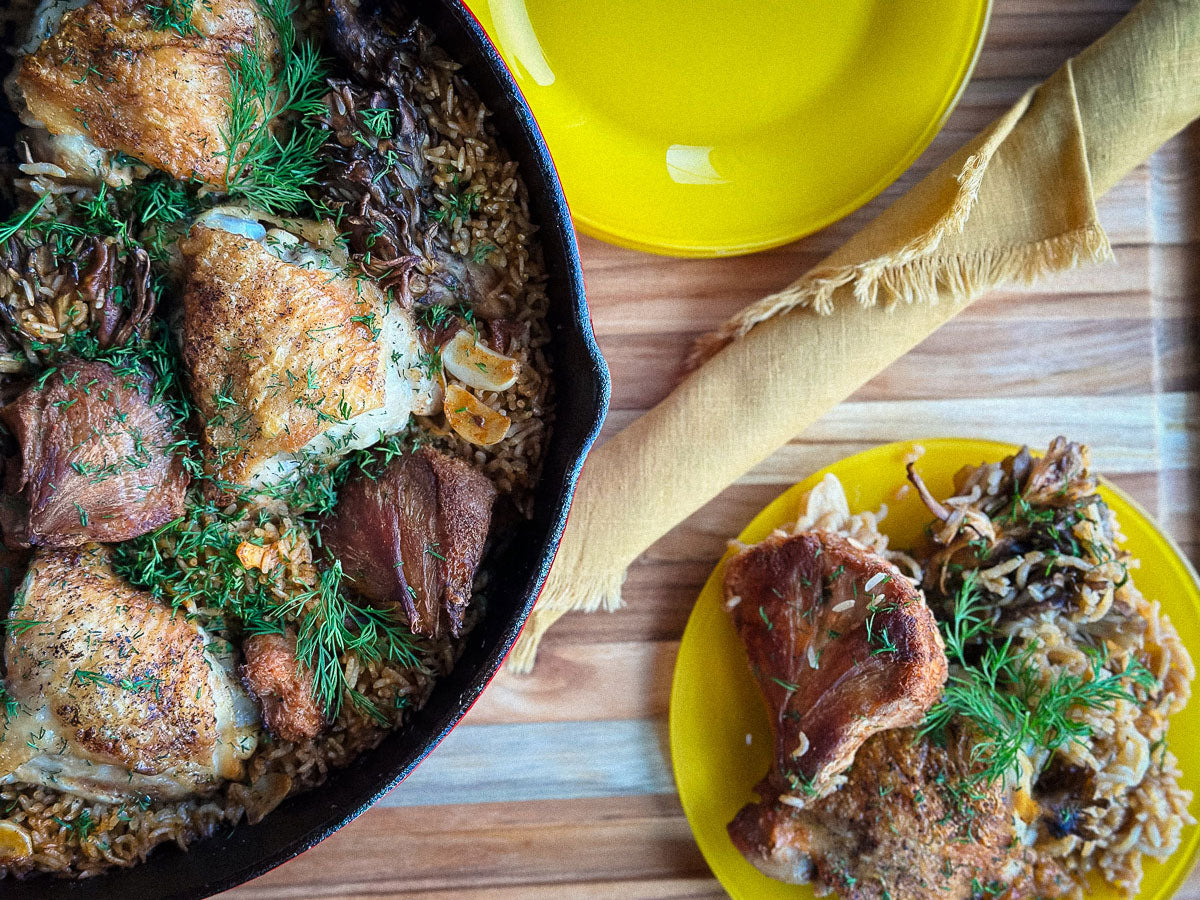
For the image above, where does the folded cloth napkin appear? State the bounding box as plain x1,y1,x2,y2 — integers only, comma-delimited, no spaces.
509,0,1200,672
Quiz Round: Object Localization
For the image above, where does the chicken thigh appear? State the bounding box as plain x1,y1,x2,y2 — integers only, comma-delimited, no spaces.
729,727,1065,899
724,530,947,805
178,217,436,489
0,545,260,803
15,0,273,185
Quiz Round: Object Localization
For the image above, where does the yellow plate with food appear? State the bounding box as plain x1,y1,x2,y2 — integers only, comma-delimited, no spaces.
670,438,1200,899
465,0,991,256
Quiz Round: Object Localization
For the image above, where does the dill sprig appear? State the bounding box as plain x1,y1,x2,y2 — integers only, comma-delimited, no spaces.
921,575,1157,785
219,0,330,214
0,194,50,249
0,683,19,722
280,560,422,720
430,178,481,225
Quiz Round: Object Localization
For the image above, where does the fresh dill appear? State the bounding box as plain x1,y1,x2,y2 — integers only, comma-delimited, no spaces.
113,430,423,721
417,346,443,378
52,809,96,842
361,107,395,138
430,178,481,224
0,683,18,722
278,560,422,720
147,0,200,37
219,0,330,214
921,575,1157,785
0,194,50,249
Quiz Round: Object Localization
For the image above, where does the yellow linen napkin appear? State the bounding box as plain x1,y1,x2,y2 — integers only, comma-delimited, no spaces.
509,0,1200,672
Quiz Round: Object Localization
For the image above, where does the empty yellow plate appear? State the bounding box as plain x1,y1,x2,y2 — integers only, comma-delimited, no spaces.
670,438,1200,898
464,0,991,256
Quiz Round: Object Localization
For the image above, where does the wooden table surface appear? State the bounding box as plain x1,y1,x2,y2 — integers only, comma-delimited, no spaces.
224,1,1200,897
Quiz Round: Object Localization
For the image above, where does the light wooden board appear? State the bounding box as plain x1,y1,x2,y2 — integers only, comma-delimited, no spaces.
223,1,1200,896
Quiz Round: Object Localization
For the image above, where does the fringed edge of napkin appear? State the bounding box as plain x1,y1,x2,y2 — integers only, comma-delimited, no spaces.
688,81,1114,368
509,568,625,673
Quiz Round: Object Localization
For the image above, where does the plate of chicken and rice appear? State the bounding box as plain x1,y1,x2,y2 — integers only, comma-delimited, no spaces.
672,438,1200,900
0,0,607,894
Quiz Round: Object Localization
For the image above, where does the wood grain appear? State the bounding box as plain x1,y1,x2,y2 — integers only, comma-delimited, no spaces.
223,0,1200,896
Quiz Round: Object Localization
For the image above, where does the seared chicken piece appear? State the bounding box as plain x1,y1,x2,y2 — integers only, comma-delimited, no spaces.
729,727,1067,899
0,358,187,548
240,631,324,743
723,530,947,805
322,446,496,638
15,0,273,185
178,219,436,489
0,546,260,803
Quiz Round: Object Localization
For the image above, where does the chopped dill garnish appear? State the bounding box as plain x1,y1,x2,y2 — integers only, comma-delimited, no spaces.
147,0,200,37
6,619,45,636
53,809,96,842
430,178,481,224
0,683,19,722
0,194,50,249
360,107,394,138
921,574,1157,786
417,346,443,378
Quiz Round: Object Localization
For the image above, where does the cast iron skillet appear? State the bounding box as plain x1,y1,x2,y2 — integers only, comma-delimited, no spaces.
0,0,610,896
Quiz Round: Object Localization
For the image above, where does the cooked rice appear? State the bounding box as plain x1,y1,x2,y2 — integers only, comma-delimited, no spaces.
915,442,1194,897
0,5,552,881
409,51,553,509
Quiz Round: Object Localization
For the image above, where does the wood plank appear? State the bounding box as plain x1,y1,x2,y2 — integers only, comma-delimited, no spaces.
467,641,675,724
380,720,673,806
218,796,709,899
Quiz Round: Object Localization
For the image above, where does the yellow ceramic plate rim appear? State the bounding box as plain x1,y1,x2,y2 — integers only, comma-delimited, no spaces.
573,2,993,259
669,437,1200,899
470,1,992,258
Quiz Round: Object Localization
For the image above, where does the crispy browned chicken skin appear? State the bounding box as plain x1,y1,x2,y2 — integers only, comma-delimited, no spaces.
729,727,1068,899
1,546,258,802
16,0,273,185
724,530,947,803
322,446,496,639
240,632,324,743
178,225,407,488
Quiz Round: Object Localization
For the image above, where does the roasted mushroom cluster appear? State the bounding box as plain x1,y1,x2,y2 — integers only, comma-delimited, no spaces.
0,0,553,879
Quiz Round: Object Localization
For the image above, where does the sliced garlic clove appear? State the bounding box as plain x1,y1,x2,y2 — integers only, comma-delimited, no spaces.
444,383,510,446
0,820,33,861
442,329,520,393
